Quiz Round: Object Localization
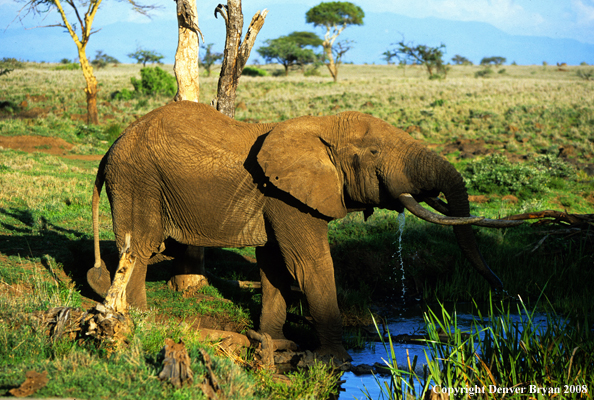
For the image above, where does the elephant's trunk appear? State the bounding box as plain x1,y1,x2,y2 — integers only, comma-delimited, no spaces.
436,157,503,290
397,147,504,291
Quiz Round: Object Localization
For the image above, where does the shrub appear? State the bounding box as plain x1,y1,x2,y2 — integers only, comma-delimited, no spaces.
54,63,80,71
475,68,494,78
0,57,25,77
130,67,176,97
303,65,322,76
111,88,135,101
75,123,122,145
576,69,593,81
462,153,575,198
527,153,576,178
0,57,25,69
242,66,268,77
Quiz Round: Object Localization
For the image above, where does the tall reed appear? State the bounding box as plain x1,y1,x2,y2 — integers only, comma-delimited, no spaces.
367,293,593,399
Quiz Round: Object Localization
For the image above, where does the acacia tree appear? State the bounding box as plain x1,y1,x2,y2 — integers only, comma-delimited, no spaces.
128,48,165,67
305,1,364,82
257,32,321,76
199,43,223,77
390,41,448,79
452,54,472,66
480,56,506,66
14,0,155,125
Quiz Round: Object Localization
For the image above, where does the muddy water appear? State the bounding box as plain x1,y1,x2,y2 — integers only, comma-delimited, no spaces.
339,304,549,399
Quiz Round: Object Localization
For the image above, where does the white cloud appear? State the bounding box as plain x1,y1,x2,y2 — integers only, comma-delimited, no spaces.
572,0,594,23
365,0,545,34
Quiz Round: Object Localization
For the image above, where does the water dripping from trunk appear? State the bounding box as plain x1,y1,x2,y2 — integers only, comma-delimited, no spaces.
391,212,406,307
397,212,406,304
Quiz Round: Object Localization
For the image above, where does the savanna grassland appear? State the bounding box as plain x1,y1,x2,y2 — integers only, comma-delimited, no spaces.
1,62,593,399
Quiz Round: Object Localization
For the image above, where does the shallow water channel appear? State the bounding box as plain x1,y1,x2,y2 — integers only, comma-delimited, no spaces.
338,303,549,399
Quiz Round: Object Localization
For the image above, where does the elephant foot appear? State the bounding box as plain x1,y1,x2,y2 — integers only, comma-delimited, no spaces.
315,344,352,363
87,260,111,298
167,274,209,292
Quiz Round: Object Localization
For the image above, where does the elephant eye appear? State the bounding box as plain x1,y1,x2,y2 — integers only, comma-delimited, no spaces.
370,148,379,155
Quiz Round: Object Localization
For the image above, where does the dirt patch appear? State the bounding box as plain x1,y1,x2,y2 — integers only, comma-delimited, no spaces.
469,195,490,204
442,139,493,159
0,135,102,161
0,135,73,156
502,195,519,204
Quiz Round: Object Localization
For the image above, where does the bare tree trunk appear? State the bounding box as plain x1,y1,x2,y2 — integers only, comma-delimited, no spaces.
323,44,338,83
52,0,102,124
79,50,100,125
215,1,267,118
166,1,267,292
168,0,206,292
173,0,201,102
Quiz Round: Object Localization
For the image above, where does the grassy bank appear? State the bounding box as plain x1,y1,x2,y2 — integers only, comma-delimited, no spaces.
1,62,593,398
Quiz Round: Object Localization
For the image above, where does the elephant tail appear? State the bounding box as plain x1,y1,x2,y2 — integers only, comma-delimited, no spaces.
93,156,107,269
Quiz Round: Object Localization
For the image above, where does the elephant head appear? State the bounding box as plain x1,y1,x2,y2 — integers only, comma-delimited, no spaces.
257,111,520,291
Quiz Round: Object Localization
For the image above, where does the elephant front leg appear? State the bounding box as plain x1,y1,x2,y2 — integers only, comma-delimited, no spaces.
257,243,293,340
299,256,351,362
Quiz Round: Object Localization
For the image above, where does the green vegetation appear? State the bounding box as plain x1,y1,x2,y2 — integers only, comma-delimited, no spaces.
242,66,268,77
54,62,81,71
577,68,594,81
366,296,593,399
113,66,177,100
0,62,593,398
1,57,26,77
462,154,576,199
131,66,176,97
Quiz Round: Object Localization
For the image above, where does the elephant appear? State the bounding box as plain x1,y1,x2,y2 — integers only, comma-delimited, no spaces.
88,101,520,361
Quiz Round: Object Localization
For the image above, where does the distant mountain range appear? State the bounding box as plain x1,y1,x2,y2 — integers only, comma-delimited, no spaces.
2,3,593,66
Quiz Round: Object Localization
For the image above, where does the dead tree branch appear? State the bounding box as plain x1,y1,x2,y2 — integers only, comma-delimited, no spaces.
214,0,267,118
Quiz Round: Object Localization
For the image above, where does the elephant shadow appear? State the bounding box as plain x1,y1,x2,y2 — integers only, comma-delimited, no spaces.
0,207,263,309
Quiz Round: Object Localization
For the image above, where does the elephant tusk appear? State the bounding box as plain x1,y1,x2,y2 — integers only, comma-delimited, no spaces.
424,197,524,228
398,194,485,225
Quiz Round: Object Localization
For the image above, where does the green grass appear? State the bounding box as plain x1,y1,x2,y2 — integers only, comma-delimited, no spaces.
0,62,593,398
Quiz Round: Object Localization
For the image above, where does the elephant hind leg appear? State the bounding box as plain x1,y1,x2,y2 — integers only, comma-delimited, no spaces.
111,229,158,310
103,234,138,312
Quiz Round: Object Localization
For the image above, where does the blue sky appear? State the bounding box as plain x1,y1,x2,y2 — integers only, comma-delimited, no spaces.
1,0,594,65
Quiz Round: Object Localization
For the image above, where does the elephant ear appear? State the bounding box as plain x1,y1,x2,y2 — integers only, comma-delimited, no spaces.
257,122,347,220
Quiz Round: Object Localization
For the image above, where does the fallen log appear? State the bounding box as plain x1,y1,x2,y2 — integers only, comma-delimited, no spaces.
158,338,194,388
503,210,594,227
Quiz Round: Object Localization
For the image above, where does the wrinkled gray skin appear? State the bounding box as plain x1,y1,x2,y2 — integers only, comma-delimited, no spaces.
89,101,503,361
